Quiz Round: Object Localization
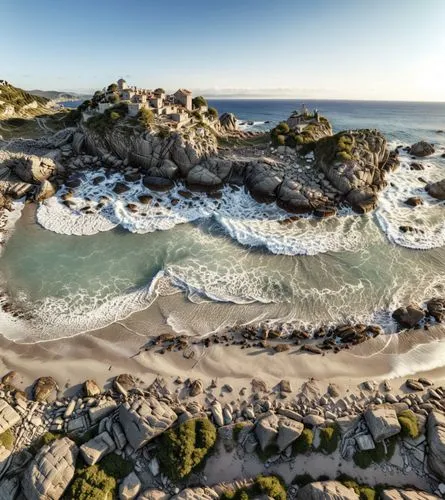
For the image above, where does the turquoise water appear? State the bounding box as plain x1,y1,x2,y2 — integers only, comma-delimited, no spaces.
0,100,444,342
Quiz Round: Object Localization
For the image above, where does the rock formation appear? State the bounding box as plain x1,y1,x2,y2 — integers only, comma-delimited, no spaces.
427,178,445,200
409,141,435,157
296,480,359,499
427,411,445,481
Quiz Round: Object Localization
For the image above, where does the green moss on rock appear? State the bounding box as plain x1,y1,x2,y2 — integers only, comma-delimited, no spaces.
0,429,15,450
398,410,419,439
292,427,313,454
158,417,217,480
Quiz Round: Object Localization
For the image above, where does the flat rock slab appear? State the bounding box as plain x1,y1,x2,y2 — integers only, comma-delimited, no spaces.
427,411,445,482
21,437,78,500
80,431,115,465
119,397,177,450
0,398,21,434
297,480,359,499
364,406,401,442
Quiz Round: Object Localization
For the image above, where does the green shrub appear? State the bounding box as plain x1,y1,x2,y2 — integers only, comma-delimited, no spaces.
292,473,314,487
138,107,154,127
192,95,208,109
100,453,133,480
0,429,15,450
276,134,286,146
398,410,419,439
336,150,353,162
292,428,313,454
207,107,218,119
359,487,377,500
67,464,116,500
253,475,286,500
342,479,360,495
30,431,61,454
110,111,120,121
318,425,339,454
275,122,290,134
154,88,165,94
107,83,118,92
158,417,216,480
192,110,202,119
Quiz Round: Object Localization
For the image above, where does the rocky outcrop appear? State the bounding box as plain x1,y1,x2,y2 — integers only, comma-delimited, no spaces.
34,179,56,201
314,130,391,213
381,489,440,499
7,155,56,184
219,113,238,132
245,162,283,203
364,405,401,442
427,411,445,481
392,304,425,328
409,141,435,157
426,298,445,322
296,481,359,499
254,411,304,451
118,397,177,450
137,490,170,500
21,437,78,500
427,178,445,200
33,377,58,402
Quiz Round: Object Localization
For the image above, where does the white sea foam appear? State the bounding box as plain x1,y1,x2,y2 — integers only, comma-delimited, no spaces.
375,146,445,249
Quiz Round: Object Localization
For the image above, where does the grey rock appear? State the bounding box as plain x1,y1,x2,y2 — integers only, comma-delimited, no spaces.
296,480,359,499
88,400,118,424
409,141,435,157
365,406,401,442
0,399,21,434
427,411,445,481
119,397,177,450
21,437,78,500
277,417,304,451
254,413,279,451
80,431,116,465
427,178,445,200
119,472,141,500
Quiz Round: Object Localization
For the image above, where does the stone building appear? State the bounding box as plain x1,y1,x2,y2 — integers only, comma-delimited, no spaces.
174,89,192,111
117,78,128,91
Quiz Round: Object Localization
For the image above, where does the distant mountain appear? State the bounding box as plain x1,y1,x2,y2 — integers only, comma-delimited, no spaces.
28,89,90,101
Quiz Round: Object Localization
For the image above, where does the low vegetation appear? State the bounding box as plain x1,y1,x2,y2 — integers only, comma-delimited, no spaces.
318,424,340,454
158,417,217,481
292,427,313,454
137,107,154,128
0,83,48,113
398,410,420,439
29,431,60,454
338,474,377,500
221,475,286,500
67,452,133,500
86,102,129,134
292,473,314,487
192,95,208,109
0,429,15,450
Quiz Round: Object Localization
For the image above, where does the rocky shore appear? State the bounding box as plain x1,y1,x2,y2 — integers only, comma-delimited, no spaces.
1,363,445,499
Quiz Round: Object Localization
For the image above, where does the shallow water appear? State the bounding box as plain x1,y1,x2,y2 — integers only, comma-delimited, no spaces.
0,99,444,342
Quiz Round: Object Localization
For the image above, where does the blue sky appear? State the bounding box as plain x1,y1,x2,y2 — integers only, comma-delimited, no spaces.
1,0,445,100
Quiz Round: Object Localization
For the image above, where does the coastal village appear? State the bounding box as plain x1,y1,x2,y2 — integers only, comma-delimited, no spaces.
87,78,207,126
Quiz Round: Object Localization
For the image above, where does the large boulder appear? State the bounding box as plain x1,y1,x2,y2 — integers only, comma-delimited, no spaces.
277,417,304,451
21,437,78,500
409,141,435,157
427,178,445,200
142,176,174,192
137,490,170,500
186,164,223,192
392,304,425,328
118,397,177,450
364,405,401,442
381,489,440,499
426,298,445,322
427,411,445,481
119,472,142,500
296,481,359,499
245,162,283,204
219,113,238,132
276,179,313,214
10,155,57,184
33,376,58,402
254,412,279,450
34,180,56,202
80,431,116,465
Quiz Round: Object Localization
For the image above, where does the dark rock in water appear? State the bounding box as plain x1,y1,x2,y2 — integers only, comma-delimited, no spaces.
405,196,423,207
247,121,254,126
113,182,130,194
126,203,138,212
426,297,445,322
124,173,141,183
427,178,445,200
33,376,58,401
245,162,282,203
92,176,105,185
276,179,313,214
186,164,223,193
314,207,337,218
410,162,424,171
138,195,152,204
65,177,82,189
409,141,435,157
142,176,174,191
437,130,444,133
392,304,425,328
399,225,414,233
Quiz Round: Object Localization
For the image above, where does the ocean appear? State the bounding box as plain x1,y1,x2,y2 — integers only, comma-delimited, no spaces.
0,99,444,343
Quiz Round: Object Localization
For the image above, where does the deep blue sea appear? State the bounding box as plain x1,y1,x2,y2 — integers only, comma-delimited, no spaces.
208,99,445,144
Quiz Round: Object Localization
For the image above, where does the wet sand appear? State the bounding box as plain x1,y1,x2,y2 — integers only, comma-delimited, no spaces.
2,305,445,400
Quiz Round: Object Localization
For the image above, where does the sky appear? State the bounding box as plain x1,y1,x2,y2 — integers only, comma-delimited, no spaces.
1,0,445,101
